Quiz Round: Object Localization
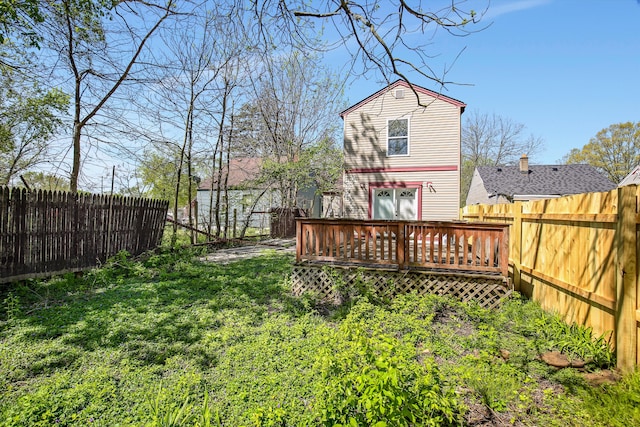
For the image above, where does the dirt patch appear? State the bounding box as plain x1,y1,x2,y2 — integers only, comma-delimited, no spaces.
463,378,566,426
199,238,295,264
432,305,476,337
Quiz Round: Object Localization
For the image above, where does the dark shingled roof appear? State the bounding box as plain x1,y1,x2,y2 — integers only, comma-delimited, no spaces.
476,164,616,197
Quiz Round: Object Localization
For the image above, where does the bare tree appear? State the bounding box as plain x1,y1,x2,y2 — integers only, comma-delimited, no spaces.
461,110,544,205
463,111,544,166
160,12,231,244
37,0,179,192
128,3,248,242
5,0,490,195
250,0,487,101
238,51,345,208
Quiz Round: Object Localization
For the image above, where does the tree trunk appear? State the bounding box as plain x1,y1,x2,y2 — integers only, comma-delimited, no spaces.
70,122,81,193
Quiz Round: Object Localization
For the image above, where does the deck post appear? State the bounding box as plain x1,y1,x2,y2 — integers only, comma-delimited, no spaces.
295,219,302,262
397,222,405,270
500,225,509,279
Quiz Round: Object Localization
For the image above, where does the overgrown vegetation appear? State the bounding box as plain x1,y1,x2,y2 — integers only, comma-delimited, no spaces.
0,246,637,426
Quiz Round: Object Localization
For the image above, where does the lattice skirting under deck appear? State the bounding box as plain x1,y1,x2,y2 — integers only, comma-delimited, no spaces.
290,265,513,309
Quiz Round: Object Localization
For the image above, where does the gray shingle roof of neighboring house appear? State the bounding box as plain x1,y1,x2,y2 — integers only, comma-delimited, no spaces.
476,164,616,198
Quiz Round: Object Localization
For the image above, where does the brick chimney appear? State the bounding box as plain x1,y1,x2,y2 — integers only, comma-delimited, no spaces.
519,154,529,173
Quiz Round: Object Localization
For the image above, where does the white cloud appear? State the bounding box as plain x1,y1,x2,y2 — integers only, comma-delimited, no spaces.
483,0,552,20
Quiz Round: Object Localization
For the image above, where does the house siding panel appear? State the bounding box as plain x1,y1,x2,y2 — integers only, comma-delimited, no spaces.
342,81,463,221
344,171,460,221
343,90,461,171
196,189,279,231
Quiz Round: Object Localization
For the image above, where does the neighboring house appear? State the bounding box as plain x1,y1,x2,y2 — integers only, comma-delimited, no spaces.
341,80,466,221
196,157,321,232
618,165,640,187
466,155,616,205
196,158,280,232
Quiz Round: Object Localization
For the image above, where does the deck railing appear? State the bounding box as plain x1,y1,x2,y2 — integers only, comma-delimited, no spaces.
296,219,509,277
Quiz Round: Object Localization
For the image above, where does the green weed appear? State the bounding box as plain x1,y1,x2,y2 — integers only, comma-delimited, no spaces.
0,249,629,426
148,383,220,427
2,291,21,322
314,320,463,426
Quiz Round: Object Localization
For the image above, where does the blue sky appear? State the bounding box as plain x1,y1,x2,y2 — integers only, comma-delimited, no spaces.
332,0,640,165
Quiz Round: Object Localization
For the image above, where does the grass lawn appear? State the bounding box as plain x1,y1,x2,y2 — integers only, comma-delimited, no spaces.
1,246,640,426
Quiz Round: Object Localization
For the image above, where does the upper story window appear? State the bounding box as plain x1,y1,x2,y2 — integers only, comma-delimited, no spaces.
387,118,409,156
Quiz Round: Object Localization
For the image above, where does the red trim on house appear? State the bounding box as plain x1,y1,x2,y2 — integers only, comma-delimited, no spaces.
368,181,423,220
369,181,424,188
340,80,466,119
347,165,458,174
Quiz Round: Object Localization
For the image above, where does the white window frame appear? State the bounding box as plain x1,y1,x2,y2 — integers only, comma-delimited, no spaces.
386,118,410,157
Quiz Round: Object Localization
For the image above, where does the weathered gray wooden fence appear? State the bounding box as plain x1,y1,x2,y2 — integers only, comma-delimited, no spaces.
0,187,168,283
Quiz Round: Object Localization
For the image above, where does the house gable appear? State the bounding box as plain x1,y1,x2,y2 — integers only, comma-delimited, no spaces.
466,169,492,205
619,165,640,187
342,81,465,171
340,80,466,119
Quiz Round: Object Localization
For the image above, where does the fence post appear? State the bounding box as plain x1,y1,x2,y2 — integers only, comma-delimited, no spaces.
500,225,510,279
616,185,637,372
512,203,523,292
16,188,27,275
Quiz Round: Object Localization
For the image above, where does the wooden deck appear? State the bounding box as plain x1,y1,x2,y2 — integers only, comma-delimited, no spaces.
295,219,510,278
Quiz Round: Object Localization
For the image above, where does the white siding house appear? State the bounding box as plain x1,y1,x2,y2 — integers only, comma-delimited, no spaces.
196,157,321,234
196,158,279,233
341,80,465,221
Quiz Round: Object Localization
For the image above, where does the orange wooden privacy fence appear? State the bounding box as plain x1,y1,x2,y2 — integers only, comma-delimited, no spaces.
1,187,168,283
461,185,640,372
295,219,509,277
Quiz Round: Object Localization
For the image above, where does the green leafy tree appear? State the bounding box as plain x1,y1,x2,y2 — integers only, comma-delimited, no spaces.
19,171,69,191
564,122,640,184
0,67,69,185
259,137,343,199
0,0,43,50
138,150,191,207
